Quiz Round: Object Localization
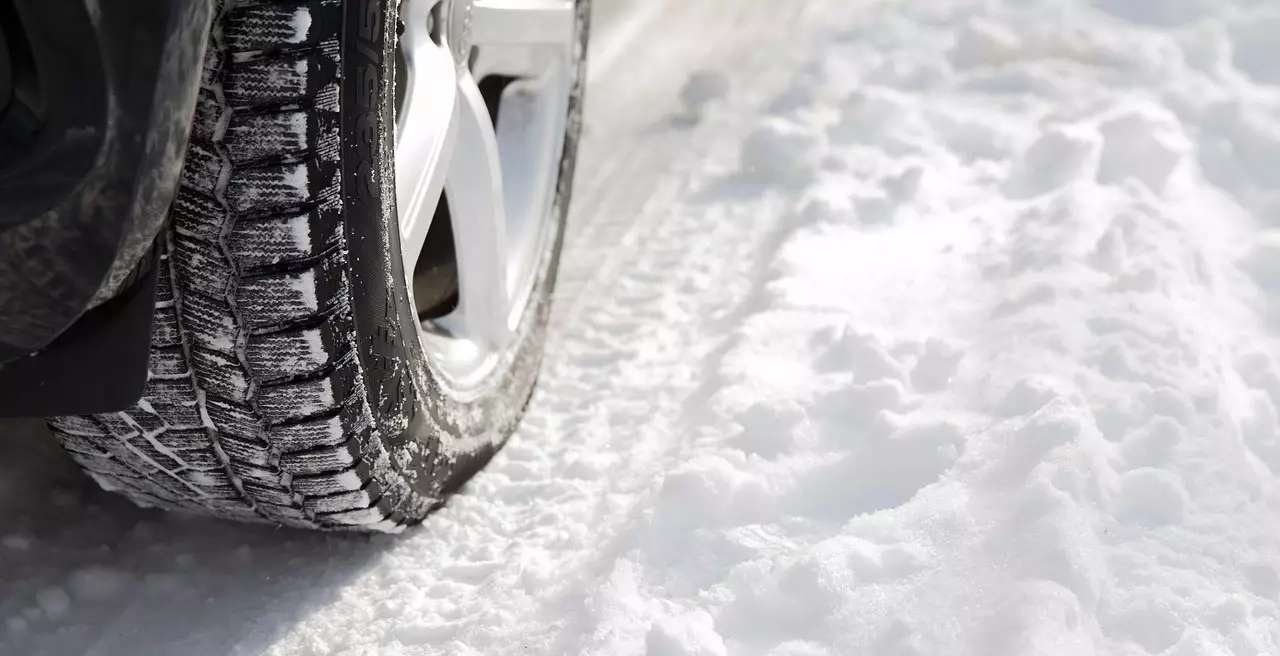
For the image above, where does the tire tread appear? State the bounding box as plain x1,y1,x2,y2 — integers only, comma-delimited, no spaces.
47,0,403,532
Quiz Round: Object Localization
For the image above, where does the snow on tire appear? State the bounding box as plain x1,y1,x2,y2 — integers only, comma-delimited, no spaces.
45,0,589,533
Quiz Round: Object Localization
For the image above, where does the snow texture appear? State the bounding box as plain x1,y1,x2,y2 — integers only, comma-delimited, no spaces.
5,0,1280,654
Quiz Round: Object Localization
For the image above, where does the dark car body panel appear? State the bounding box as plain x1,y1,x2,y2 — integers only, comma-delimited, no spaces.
0,0,214,415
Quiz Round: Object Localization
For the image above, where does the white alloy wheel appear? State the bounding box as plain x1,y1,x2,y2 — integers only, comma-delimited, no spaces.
395,0,576,400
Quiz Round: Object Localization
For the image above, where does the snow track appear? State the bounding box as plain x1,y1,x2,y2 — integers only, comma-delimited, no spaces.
5,0,1280,654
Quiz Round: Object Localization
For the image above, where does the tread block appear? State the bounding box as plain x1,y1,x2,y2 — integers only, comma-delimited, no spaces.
179,469,240,493
142,377,202,405
303,479,381,515
142,375,199,409
117,440,184,472
190,92,222,144
229,199,342,269
229,460,283,485
199,40,224,89
201,499,262,518
47,415,104,437
153,428,216,452
278,436,361,476
268,393,367,451
224,1,338,52
225,108,310,163
118,480,196,505
179,292,238,354
320,506,392,526
149,346,189,378
258,352,358,424
171,187,230,245
314,81,340,115
190,346,252,403
255,502,314,525
179,143,227,197
246,315,351,381
227,160,313,214
291,459,372,496
93,413,136,438
173,233,235,296
206,398,260,441
219,434,274,467
239,256,346,330
56,433,109,458
168,447,224,472
101,448,162,479
120,409,165,435
152,303,182,348
156,262,175,305
223,49,338,107
195,486,252,502
241,481,297,506
145,400,204,429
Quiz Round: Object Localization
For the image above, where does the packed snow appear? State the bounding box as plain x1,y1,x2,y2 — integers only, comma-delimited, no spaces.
4,0,1280,654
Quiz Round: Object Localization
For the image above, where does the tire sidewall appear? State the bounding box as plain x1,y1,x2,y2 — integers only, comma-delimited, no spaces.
341,0,591,507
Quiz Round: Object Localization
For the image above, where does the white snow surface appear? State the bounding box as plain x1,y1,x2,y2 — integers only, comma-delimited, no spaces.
5,0,1280,654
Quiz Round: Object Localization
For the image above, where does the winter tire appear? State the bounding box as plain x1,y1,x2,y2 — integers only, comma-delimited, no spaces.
45,0,590,533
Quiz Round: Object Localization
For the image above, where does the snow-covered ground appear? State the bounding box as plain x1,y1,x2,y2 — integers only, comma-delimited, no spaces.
5,0,1280,653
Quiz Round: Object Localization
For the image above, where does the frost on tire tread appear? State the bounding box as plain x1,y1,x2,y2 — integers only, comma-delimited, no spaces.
47,0,413,533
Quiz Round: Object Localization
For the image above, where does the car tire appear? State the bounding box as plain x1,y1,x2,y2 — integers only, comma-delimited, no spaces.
45,0,589,532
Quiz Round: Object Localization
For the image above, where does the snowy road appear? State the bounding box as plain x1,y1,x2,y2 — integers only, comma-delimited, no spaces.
6,0,1280,654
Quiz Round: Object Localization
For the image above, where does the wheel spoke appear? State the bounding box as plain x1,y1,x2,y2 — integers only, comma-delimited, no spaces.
395,0,576,392
396,0,459,270
470,0,576,48
440,73,510,348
